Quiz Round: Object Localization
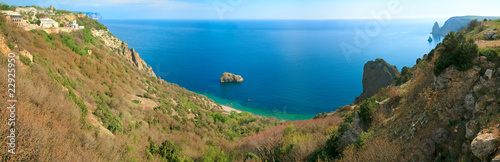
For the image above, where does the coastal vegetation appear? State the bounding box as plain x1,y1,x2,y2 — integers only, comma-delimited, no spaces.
2,3,500,161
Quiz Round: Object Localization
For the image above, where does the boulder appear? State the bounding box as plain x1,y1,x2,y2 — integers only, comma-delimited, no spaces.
486,69,494,80
220,72,244,83
484,29,498,40
471,132,498,161
354,59,400,103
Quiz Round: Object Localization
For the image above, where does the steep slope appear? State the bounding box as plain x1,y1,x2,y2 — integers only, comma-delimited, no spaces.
0,11,284,161
310,19,500,161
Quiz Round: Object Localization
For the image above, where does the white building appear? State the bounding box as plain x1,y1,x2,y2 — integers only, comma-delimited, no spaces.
15,7,37,15
71,20,78,28
70,20,84,29
40,18,58,28
2,11,23,26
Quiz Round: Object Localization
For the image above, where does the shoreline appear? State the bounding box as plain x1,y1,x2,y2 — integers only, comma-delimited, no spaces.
199,92,315,120
220,104,243,114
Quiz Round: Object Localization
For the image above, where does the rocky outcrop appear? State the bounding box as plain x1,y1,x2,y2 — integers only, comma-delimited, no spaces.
432,65,480,120
431,22,440,35
91,29,156,77
354,59,399,103
220,72,244,83
471,132,498,161
484,29,498,40
341,113,364,145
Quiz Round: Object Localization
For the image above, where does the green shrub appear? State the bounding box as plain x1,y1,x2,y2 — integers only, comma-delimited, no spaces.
313,112,328,119
0,4,10,10
395,66,413,86
203,144,230,162
76,17,107,30
148,138,183,161
133,100,140,104
325,133,342,157
19,54,31,66
358,97,378,126
210,112,230,123
479,48,500,62
82,28,94,44
283,124,296,136
7,43,14,50
61,33,87,56
354,131,374,148
434,32,478,75
467,19,480,31
67,88,88,127
93,93,123,133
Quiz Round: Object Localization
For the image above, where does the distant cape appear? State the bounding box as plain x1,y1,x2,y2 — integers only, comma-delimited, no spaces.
431,16,500,36
72,11,102,20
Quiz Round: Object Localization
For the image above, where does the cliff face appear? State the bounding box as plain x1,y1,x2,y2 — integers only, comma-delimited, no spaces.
354,58,399,103
91,28,156,77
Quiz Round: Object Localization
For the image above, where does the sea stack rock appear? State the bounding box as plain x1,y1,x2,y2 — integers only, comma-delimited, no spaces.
428,36,433,42
220,72,244,83
354,59,400,103
431,22,440,35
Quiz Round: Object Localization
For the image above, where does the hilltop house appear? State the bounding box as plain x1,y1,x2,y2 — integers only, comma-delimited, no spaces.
40,18,58,28
71,20,84,29
2,11,23,26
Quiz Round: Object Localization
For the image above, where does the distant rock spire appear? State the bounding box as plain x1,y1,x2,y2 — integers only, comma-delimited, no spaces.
432,22,440,35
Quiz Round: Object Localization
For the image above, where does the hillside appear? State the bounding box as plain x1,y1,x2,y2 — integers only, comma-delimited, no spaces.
2,5,500,161
0,7,350,161
313,19,500,161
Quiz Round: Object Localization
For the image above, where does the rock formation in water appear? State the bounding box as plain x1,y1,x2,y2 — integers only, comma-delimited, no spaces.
220,72,244,83
431,22,440,35
354,59,399,103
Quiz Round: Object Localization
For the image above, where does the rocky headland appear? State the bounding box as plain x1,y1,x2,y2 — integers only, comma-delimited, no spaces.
431,16,500,36
354,58,399,103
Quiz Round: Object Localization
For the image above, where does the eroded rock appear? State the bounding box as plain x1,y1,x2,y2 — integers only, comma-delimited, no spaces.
471,132,498,161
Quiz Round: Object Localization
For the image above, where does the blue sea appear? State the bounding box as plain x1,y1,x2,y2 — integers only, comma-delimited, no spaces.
99,18,446,120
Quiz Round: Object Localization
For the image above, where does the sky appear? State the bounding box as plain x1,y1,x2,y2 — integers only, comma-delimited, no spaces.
2,0,500,20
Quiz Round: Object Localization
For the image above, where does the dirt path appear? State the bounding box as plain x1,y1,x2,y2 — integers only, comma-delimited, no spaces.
476,40,500,48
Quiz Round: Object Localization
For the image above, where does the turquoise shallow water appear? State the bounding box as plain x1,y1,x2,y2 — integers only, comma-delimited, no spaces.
100,19,445,120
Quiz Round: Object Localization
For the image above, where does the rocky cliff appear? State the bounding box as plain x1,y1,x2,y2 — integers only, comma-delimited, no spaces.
354,58,399,103
91,29,156,77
